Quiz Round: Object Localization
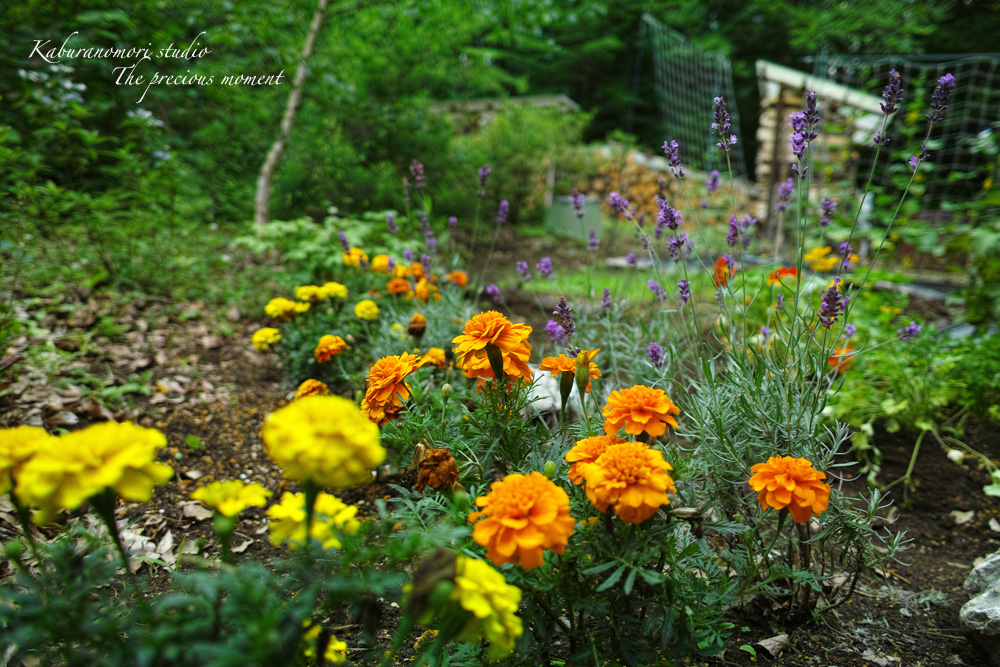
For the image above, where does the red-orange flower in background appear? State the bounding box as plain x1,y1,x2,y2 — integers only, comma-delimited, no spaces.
602,385,680,438
565,434,624,485
539,349,601,393
767,266,797,286
468,471,575,569
452,311,533,384
581,441,676,523
749,456,830,523
446,270,469,287
387,277,413,297
713,256,732,288
294,379,330,400
827,345,855,374
361,352,422,425
314,334,349,362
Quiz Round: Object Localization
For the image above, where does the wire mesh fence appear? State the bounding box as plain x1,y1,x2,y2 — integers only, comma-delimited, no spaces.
643,13,749,181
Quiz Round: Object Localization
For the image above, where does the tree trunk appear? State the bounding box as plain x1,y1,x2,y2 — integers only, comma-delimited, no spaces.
254,0,331,224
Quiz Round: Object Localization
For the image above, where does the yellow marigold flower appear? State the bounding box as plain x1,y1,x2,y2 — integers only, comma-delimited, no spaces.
320,281,348,299
265,297,310,320
251,327,282,351
261,395,384,488
420,347,447,369
468,471,575,569
295,285,326,302
361,352,422,425
0,426,53,496
564,434,625,485
453,556,524,660
266,491,360,550
413,278,440,302
582,441,676,523
803,246,838,271
294,379,330,400
446,270,469,287
302,623,349,664
748,456,831,523
539,349,601,392
370,254,391,274
392,263,411,279
314,334,349,362
342,247,368,267
15,422,173,524
353,299,379,320
602,384,680,438
452,311,534,384
190,480,272,517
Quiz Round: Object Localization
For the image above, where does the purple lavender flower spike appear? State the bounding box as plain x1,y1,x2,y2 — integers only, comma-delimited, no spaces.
421,254,432,272
873,132,890,147
536,256,553,279
588,230,600,253
386,211,399,235
571,188,587,218
545,319,566,344
677,279,691,305
726,215,740,248
646,342,664,368
776,178,794,211
706,170,721,193
553,297,575,337
839,241,854,270
712,97,737,151
818,281,849,329
926,73,956,124
776,293,785,311
760,325,771,339
486,283,501,303
338,231,350,251
842,323,856,338
477,166,491,197
410,160,425,190
609,191,630,216
880,70,904,115
648,279,667,300
664,140,684,178
448,216,458,236
386,256,396,273
908,145,930,171
601,288,612,311
625,252,637,268
819,198,837,227
897,320,922,341
667,233,688,262
402,248,414,263
516,260,532,282
496,200,509,225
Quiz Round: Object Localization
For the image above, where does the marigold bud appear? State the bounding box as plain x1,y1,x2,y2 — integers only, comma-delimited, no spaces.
543,460,557,479
408,313,427,341
441,383,453,400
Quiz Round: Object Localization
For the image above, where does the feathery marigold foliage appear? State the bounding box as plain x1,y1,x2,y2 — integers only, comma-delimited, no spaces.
582,441,676,523
261,395,384,488
602,384,680,438
749,456,831,523
468,471,575,569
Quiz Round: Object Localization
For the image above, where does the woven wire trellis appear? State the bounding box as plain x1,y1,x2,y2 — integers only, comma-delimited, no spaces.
643,13,748,180
811,52,1000,205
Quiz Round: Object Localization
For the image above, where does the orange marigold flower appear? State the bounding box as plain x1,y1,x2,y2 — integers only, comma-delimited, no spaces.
387,277,414,297
408,313,426,339
565,434,624,485
446,270,469,287
713,256,731,288
413,278,440,302
452,311,533,384
582,441,676,523
602,385,680,438
294,379,330,400
414,447,460,492
420,347,447,369
361,352,422,425
468,471,575,569
410,262,427,281
748,456,830,523
767,266,797,286
827,345,855,374
539,349,600,393
314,334,349,362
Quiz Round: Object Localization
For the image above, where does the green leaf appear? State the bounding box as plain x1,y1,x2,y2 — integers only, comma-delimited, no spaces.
623,568,638,596
983,483,1000,497
739,645,757,658
596,564,626,592
581,561,617,576
185,434,204,450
